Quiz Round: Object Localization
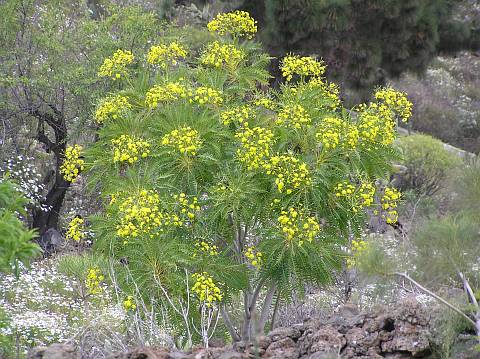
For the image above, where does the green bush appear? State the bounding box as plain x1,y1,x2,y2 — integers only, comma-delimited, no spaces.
0,178,41,275
396,134,458,196
455,158,480,214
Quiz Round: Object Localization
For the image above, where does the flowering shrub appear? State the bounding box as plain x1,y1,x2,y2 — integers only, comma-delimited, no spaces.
87,11,411,343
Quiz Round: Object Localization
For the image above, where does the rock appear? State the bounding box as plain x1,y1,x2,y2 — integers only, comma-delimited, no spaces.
108,347,171,359
28,344,78,359
36,298,432,359
267,327,302,342
264,337,299,359
37,228,65,256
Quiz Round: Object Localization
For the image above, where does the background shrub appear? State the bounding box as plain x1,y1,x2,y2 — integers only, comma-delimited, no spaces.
395,134,458,196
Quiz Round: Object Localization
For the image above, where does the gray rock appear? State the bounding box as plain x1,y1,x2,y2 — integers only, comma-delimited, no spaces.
28,344,78,359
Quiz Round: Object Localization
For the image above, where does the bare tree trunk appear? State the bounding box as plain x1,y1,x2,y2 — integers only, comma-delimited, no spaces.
31,106,70,237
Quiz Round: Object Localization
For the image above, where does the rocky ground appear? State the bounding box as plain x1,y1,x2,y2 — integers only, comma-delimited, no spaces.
28,297,448,359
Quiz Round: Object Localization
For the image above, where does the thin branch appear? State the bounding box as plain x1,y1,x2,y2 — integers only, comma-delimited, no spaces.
258,285,277,332
220,303,240,342
459,272,479,309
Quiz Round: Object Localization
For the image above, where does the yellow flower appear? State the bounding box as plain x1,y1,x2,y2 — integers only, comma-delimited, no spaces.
346,238,368,268
281,55,326,82
207,11,257,39
381,187,401,224
200,41,245,69
161,126,202,156
334,180,376,213
172,192,201,224
60,145,85,183
235,126,275,170
253,97,277,111
316,117,359,150
264,154,311,194
95,95,131,124
123,295,137,311
145,82,189,108
194,240,219,256
244,246,262,267
65,217,86,242
115,189,165,238
191,272,223,307
276,104,311,129
147,42,188,68
98,49,134,80
189,86,223,106
374,87,412,123
304,78,341,111
111,134,151,164
221,105,254,127
86,267,104,295
357,102,396,148
277,207,320,246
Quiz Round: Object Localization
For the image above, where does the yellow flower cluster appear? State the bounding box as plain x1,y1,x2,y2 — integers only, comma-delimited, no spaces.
335,181,376,213
201,41,245,69
60,145,85,183
194,240,219,256
65,217,85,242
189,86,223,106
347,239,368,268
147,42,188,68
145,82,189,108
381,187,401,224
98,49,134,80
276,104,311,129
95,95,131,123
253,97,276,111
374,87,412,123
173,192,200,221
244,246,262,267
207,11,257,39
264,154,311,194
86,267,104,295
315,117,359,150
235,126,274,170
191,272,223,307
281,55,326,82
334,181,355,198
161,126,202,156
306,78,341,111
357,103,396,148
221,105,253,126
123,295,137,311
116,190,164,238
111,134,151,164
277,207,320,245
114,191,200,239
